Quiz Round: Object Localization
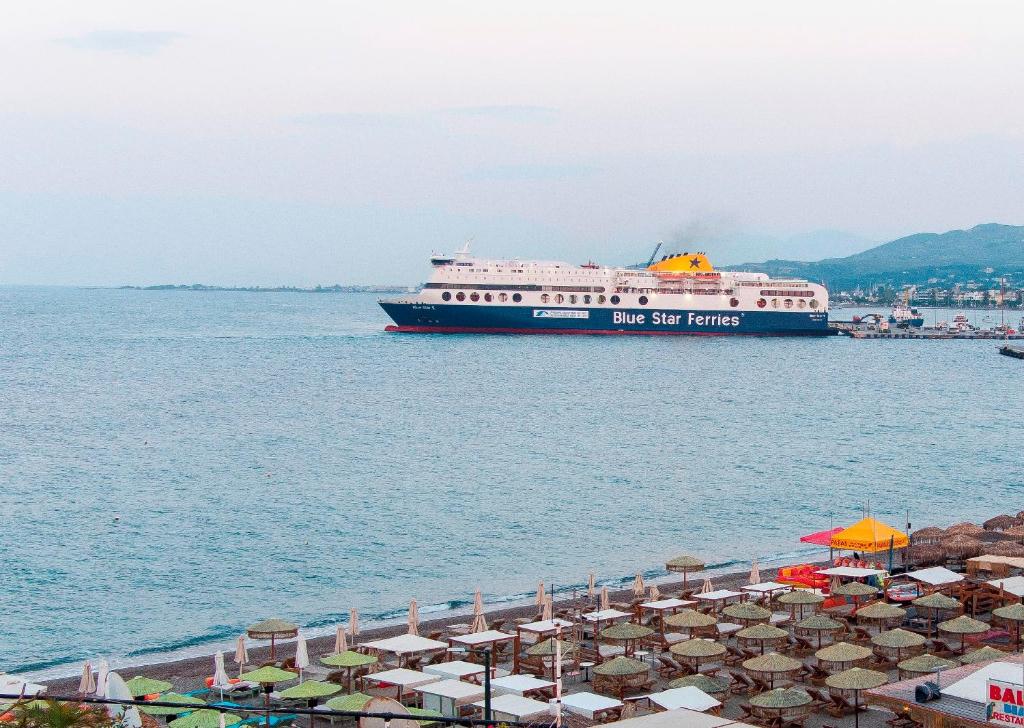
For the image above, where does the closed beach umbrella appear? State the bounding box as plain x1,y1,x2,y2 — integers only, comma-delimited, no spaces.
649,584,661,601
960,645,1008,665
668,674,730,696
856,602,906,631
898,653,957,679
105,672,141,728
334,625,348,654
736,624,789,655
125,676,172,698
600,586,610,611
699,577,714,594
471,588,488,633
871,629,927,660
665,555,705,589
779,590,825,620
234,636,249,677
993,603,1024,648
670,638,726,671
169,710,241,728
535,582,546,606
815,642,872,671
407,600,419,636
749,560,761,586
349,609,360,637
247,619,299,661
588,573,595,598
78,661,95,695
723,602,772,625
742,652,802,688
633,573,645,596
795,614,844,649
96,659,110,696
321,650,377,691
295,631,310,678
938,614,990,654
825,668,887,728
542,596,553,621
664,609,717,636
213,651,229,689
138,693,205,717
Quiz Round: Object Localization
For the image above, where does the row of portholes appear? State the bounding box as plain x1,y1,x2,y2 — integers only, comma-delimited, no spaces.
443,291,525,303
756,298,820,309
442,291,614,305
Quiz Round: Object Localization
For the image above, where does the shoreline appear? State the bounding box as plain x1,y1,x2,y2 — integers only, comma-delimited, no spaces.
40,557,827,694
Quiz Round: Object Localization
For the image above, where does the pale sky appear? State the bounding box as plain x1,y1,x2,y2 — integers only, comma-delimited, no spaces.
2,1,1023,285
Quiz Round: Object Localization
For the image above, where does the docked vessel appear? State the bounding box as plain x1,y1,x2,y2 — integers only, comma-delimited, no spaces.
888,302,924,328
379,247,830,336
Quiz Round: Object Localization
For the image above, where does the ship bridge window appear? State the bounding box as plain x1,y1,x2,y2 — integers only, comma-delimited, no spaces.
771,298,779,308
484,293,492,302
555,294,564,304
598,295,607,304
541,294,550,303
583,295,591,304
797,299,806,309
784,299,793,309
569,294,577,304
757,298,766,308
512,293,522,303
499,292,508,302
456,291,466,301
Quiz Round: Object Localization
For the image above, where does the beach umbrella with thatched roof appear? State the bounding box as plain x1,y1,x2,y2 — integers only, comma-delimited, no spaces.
666,555,705,588
670,638,726,671
856,602,906,631
321,651,378,692
946,522,984,537
750,688,813,722
124,676,172,699
825,668,887,728
815,642,873,671
985,542,1024,558
246,619,299,660
138,693,206,717
911,527,945,545
527,637,578,657
778,590,825,620
944,534,983,558
668,674,730,696
960,645,1007,665
795,614,844,649
601,623,653,657
736,624,789,655
985,515,1020,531
664,609,717,636
723,602,772,625
593,657,649,700
910,544,946,567
832,581,877,600
169,711,241,728
938,615,989,654
993,603,1024,648
898,653,957,679
871,629,926,660
742,652,802,688
1003,525,1024,543
912,592,962,638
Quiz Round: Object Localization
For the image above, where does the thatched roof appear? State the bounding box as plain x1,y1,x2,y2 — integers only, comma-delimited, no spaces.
750,688,813,709
912,592,961,611
735,624,789,641
993,603,1024,622
871,629,926,649
778,590,825,605
825,667,888,691
668,674,730,694
909,544,946,566
742,652,802,673
527,638,579,656
938,615,989,635
593,656,649,676
669,638,727,658
898,653,958,673
815,642,872,663
795,614,844,632
856,602,906,620
600,623,654,641
1003,524,1024,540
722,602,771,621
664,609,717,629
984,514,1020,531
910,527,945,544
983,542,1024,557
946,522,984,537
831,582,877,597
666,555,705,571
246,618,300,639
943,535,983,557
959,646,1008,664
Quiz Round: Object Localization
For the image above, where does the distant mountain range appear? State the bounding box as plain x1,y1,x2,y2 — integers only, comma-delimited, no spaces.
725,223,1024,290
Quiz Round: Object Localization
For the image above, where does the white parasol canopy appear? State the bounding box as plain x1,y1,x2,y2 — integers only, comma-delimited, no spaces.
295,631,310,676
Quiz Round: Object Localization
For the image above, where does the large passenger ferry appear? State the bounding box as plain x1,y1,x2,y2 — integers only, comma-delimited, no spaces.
379,247,830,335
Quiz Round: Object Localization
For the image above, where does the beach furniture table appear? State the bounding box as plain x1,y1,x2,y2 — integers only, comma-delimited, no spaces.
414,679,484,718
582,609,633,623
362,634,448,667
449,629,517,675
743,582,792,598
558,691,623,720
423,660,485,681
514,619,574,672
694,590,745,611
640,599,696,642
648,687,721,713
362,668,440,703
473,694,551,722
489,674,556,699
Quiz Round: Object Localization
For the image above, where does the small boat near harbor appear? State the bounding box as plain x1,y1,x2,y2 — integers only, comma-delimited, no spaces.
999,344,1024,360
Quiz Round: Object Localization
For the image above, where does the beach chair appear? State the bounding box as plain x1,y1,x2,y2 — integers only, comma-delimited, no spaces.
729,670,756,695
426,630,443,641
805,688,830,709
656,655,686,678
852,627,873,644
930,639,956,657
490,618,506,632
791,636,815,656
826,694,861,717
736,704,756,723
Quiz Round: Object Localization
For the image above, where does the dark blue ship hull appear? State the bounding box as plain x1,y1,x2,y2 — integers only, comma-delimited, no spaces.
380,302,831,336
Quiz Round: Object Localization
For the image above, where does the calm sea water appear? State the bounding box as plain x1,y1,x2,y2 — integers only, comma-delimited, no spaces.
2,287,1022,676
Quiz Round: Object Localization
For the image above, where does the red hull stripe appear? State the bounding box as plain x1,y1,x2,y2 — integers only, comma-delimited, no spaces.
385,325,813,337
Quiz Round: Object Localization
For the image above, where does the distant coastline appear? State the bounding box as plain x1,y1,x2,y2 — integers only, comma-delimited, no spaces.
115,283,413,293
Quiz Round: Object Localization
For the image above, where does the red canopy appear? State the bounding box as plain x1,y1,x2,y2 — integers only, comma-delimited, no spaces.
800,527,843,546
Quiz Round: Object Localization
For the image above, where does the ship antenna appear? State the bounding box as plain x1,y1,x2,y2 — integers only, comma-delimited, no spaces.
456,238,473,259
645,241,663,267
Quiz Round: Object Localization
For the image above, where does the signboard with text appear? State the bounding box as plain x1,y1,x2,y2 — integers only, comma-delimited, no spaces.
989,679,1024,724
